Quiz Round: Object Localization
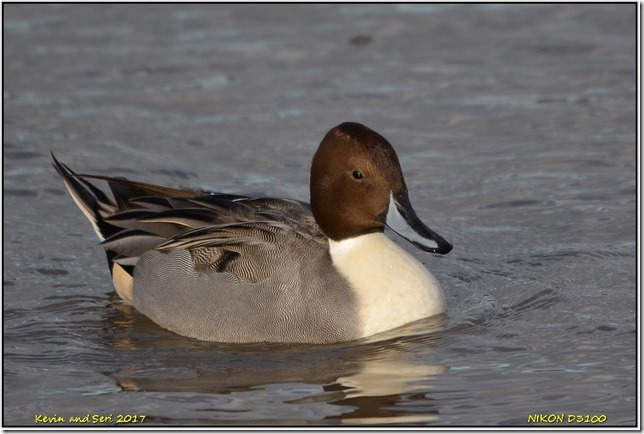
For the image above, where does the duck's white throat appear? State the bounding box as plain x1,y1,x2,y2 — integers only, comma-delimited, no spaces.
328,233,446,338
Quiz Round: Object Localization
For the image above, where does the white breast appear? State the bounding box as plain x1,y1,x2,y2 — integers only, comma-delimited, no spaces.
329,233,446,338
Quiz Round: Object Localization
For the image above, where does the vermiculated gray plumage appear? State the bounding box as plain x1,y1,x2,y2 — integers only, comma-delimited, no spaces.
53,154,360,343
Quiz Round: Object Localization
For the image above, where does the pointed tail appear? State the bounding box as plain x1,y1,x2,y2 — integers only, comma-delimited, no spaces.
51,152,119,241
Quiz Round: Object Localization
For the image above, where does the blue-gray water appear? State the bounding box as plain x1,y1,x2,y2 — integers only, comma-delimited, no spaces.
3,4,637,427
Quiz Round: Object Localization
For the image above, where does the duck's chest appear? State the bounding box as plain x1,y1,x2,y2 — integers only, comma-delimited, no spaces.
329,233,446,337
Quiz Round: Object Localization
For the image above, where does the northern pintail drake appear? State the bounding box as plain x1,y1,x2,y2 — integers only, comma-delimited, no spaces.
53,122,452,344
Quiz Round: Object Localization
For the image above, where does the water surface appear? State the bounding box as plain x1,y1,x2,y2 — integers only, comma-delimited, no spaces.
3,4,636,427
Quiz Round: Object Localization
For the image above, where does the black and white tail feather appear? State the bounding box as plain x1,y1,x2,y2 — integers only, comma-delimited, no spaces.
52,153,325,302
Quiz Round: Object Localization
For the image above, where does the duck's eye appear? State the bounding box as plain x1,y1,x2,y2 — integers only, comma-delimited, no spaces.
352,170,364,180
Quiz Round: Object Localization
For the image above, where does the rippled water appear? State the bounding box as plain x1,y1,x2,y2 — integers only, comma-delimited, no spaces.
3,4,637,427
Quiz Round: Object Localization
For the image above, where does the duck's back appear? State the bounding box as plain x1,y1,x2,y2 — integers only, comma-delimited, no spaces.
128,195,361,343
52,156,361,343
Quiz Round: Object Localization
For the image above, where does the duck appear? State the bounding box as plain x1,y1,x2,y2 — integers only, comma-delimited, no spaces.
52,122,452,344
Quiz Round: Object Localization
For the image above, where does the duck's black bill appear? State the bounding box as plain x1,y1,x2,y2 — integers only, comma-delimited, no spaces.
384,192,453,254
